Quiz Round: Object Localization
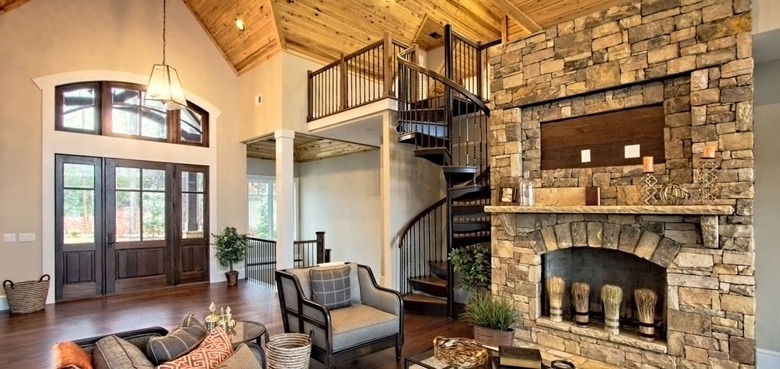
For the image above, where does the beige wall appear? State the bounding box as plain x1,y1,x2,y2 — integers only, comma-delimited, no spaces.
754,0,780,34
0,0,245,303
755,58,780,353
240,52,323,139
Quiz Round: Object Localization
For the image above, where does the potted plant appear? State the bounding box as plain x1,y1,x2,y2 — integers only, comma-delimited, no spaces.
212,226,249,286
460,292,517,348
448,243,491,292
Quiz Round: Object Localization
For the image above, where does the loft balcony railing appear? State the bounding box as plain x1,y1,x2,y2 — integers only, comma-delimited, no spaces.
307,34,411,121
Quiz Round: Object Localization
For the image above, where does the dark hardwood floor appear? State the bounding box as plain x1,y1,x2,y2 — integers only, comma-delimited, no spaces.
0,280,472,369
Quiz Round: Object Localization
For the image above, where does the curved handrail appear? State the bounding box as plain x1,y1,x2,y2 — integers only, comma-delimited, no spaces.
395,197,447,248
396,56,491,117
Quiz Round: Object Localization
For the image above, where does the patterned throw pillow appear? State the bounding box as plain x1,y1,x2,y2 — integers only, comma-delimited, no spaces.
310,265,352,310
147,313,208,365
156,328,233,369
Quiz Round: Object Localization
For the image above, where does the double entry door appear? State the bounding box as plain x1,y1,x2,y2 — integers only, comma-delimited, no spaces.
55,155,209,301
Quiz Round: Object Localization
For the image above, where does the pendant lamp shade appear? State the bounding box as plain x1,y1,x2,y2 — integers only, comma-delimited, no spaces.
145,0,186,110
147,63,187,110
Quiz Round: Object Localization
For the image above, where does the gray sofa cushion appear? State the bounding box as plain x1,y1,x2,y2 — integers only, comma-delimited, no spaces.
328,304,399,351
93,335,155,369
288,262,362,305
310,265,352,309
146,313,208,365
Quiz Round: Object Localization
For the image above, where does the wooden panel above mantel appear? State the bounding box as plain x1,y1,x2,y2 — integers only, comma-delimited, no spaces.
484,205,735,216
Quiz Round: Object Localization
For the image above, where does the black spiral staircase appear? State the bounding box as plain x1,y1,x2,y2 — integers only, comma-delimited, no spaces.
395,26,498,319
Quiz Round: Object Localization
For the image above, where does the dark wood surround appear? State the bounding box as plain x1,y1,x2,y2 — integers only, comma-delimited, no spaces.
540,105,665,170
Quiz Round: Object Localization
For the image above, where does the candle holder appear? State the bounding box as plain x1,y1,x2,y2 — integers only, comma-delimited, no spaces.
698,158,718,204
642,172,658,205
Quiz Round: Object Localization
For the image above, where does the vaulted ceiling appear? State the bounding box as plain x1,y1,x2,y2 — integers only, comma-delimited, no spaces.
183,0,634,74
2,0,633,74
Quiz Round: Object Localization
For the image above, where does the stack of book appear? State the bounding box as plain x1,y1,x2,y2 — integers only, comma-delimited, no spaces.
491,346,543,369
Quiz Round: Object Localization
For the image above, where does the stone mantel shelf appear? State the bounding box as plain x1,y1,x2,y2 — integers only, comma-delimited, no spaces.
484,205,734,215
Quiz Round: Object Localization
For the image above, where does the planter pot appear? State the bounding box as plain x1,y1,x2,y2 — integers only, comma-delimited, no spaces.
473,325,514,348
225,271,239,286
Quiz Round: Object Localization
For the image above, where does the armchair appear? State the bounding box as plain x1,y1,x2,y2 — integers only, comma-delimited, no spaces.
275,262,404,369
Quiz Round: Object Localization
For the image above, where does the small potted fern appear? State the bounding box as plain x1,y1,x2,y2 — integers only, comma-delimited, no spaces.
212,226,248,287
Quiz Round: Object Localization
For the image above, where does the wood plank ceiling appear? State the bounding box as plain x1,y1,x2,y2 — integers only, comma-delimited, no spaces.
1,0,634,74
181,0,634,75
245,134,379,163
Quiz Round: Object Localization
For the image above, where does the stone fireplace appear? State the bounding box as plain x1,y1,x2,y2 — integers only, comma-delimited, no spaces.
486,0,755,368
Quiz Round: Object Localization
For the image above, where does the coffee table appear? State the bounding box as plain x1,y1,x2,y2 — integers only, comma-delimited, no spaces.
229,320,269,346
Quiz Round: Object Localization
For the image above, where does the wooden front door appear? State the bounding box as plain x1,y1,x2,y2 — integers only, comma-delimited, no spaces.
55,155,209,300
104,159,172,294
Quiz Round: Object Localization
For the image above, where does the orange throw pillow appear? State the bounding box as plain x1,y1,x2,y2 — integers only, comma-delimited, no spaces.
52,341,93,369
156,328,233,369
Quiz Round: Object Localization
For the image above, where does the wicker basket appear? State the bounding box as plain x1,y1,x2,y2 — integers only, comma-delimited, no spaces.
3,275,50,314
265,333,311,369
433,336,489,369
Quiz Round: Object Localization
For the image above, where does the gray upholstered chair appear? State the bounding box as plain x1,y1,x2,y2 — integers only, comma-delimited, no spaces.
275,262,403,369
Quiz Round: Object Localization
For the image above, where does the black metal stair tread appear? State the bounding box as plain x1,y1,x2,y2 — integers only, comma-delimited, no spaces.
402,294,447,305
442,166,477,174
451,204,487,215
452,219,491,225
408,276,447,287
450,185,490,201
398,132,449,147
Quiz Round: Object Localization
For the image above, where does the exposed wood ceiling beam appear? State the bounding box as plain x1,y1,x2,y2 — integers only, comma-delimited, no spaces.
267,0,287,50
490,0,541,34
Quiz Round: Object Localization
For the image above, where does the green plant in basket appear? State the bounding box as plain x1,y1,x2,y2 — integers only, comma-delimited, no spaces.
460,293,516,331
448,243,491,292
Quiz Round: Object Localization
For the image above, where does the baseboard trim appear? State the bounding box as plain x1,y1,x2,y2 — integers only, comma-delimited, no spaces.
758,348,780,368
0,295,8,311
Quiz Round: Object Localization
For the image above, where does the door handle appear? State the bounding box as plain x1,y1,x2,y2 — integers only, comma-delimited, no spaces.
106,232,116,248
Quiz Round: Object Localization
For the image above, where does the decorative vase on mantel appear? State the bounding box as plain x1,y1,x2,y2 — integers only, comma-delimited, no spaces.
473,325,514,348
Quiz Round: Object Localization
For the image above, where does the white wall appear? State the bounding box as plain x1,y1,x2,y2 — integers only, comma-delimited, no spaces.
299,151,382,272
754,0,780,34
755,58,780,354
0,0,245,303
247,158,278,176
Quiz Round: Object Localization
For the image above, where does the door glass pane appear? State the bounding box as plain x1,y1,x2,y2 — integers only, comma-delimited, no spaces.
180,108,204,144
115,167,140,190
248,180,275,239
142,193,166,240
63,163,94,188
62,86,98,131
142,169,166,191
182,172,204,192
182,193,204,239
116,191,141,242
63,189,95,244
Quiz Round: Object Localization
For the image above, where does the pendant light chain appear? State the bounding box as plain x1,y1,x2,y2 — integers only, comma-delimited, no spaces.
162,0,167,65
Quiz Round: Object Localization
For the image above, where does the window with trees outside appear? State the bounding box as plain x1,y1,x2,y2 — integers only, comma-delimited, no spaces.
247,175,298,240
55,81,208,146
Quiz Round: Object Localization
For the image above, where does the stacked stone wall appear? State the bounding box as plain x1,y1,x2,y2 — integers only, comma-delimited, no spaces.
488,0,755,368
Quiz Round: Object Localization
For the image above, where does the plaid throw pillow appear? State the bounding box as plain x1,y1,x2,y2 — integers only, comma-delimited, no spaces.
310,265,352,310
156,328,233,369
146,313,208,365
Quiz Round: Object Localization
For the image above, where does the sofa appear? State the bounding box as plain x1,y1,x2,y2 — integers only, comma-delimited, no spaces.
59,318,266,369
275,262,403,369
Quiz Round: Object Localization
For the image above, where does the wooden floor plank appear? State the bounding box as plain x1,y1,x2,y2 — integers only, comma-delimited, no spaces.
0,280,472,369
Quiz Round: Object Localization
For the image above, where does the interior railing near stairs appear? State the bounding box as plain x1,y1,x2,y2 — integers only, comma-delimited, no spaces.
307,34,410,121
396,198,448,296
245,232,329,286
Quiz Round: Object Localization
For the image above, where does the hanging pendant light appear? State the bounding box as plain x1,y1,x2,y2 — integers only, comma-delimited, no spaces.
146,0,187,110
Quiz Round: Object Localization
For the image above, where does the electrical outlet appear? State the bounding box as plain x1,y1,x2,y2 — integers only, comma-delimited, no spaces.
3,233,16,243
18,233,35,242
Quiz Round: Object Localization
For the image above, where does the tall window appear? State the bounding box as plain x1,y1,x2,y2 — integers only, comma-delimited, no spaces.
56,81,208,146
247,175,298,240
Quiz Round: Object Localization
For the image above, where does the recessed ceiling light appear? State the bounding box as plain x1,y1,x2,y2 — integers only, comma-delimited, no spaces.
235,19,246,31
